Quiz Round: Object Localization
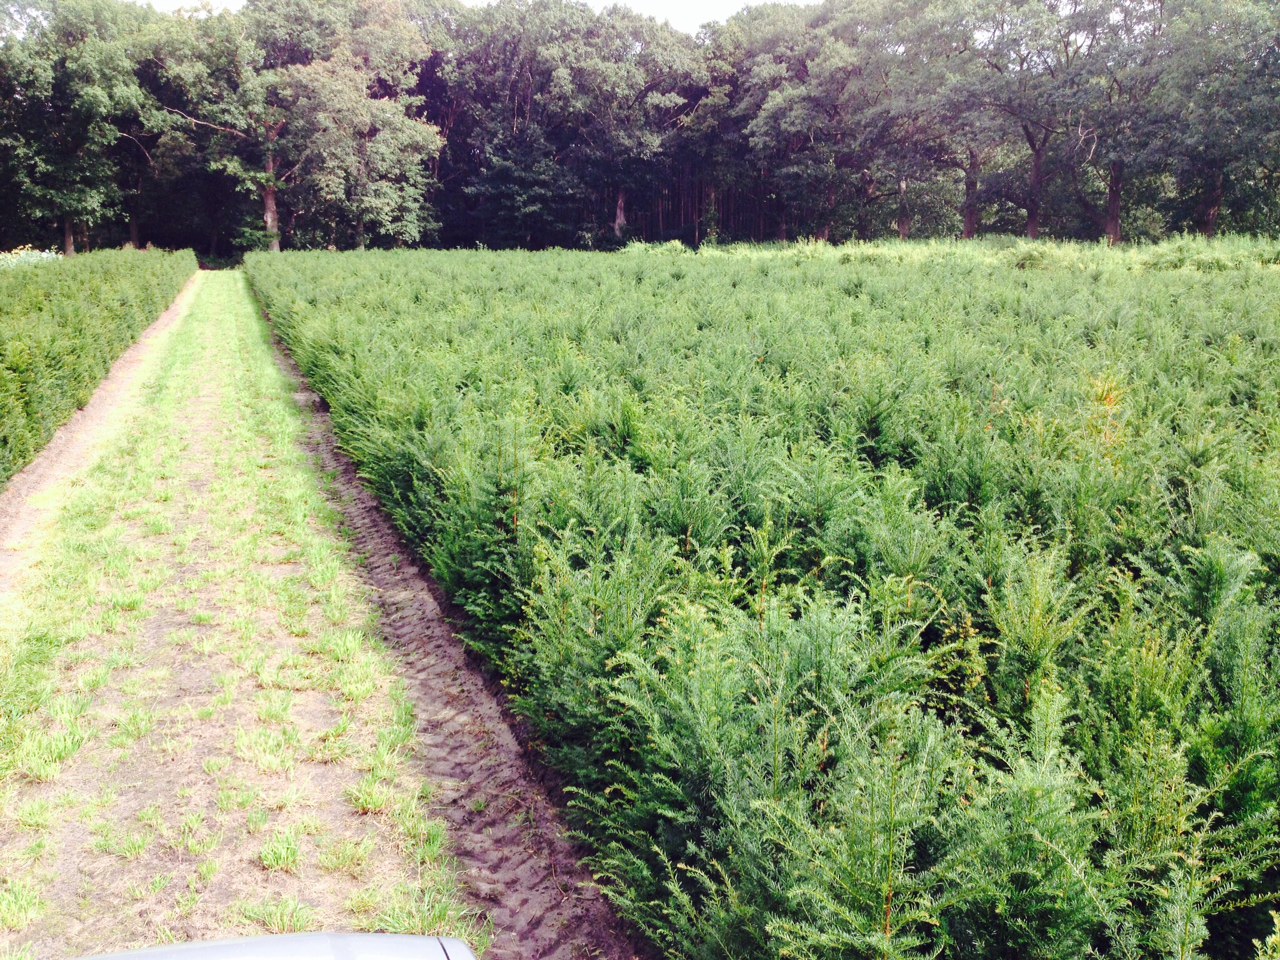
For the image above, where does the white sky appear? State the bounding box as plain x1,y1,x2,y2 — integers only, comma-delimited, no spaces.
137,0,813,36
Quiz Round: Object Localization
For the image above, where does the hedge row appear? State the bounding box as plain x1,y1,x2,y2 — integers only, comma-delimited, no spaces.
247,242,1280,960
0,249,197,485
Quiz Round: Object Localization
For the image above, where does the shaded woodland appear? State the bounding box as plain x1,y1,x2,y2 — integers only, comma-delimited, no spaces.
2,0,1278,254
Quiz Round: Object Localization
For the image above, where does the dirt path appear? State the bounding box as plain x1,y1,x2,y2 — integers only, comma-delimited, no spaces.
0,275,200,629
275,340,648,960
0,270,646,960
1,272,477,958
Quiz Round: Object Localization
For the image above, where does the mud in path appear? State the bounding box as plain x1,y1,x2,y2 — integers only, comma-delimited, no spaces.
271,325,650,960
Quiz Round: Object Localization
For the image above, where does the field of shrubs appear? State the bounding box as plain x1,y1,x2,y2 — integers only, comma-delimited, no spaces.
248,240,1280,960
0,249,196,484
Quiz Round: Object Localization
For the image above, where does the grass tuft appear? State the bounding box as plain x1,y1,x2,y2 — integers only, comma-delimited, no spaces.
238,895,315,934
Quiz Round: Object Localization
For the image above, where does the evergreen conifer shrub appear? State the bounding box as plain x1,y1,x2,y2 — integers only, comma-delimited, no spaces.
0,249,197,484
248,241,1280,960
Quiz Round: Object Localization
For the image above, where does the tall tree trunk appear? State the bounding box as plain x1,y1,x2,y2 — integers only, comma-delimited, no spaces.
1104,160,1124,246
263,185,280,252
613,188,627,240
897,179,912,240
355,214,366,251
129,215,140,249
855,170,878,241
962,148,981,239
1198,168,1225,238
63,215,76,256
1024,125,1049,240
819,181,837,241
696,183,706,244
263,151,281,253
1027,150,1043,239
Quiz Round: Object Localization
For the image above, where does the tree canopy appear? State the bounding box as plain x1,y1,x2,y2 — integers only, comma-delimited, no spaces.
1,0,1278,253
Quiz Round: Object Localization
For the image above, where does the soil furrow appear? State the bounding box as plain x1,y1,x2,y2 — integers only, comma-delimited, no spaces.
271,330,649,960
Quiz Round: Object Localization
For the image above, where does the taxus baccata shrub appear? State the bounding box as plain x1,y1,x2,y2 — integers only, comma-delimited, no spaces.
0,248,197,484
248,240,1280,960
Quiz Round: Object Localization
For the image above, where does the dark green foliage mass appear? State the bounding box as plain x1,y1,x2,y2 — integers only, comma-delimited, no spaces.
0,248,196,484
3,0,1279,252
247,239,1280,959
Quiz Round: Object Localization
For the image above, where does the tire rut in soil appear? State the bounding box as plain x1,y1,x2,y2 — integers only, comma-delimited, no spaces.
269,329,651,960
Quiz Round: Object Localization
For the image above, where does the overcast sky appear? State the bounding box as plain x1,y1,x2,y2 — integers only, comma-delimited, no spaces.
137,0,812,36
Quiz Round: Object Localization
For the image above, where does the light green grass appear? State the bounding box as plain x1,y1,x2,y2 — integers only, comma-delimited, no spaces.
258,828,302,873
237,895,315,934
0,272,482,954
0,879,44,931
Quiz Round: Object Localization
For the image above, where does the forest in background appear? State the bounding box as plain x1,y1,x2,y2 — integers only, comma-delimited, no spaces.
1,0,1278,255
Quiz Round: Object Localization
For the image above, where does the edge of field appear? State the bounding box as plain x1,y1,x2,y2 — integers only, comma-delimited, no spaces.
259,299,653,960
0,272,201,648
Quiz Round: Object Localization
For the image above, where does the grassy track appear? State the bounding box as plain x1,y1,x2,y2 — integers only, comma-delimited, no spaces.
0,272,481,958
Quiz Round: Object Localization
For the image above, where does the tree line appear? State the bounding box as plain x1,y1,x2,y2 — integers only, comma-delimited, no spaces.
2,0,1278,255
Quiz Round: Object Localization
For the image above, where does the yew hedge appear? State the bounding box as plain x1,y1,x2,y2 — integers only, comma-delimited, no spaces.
0,249,196,485
249,240,1280,960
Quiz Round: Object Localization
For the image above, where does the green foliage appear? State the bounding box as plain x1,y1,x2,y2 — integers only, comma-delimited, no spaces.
4,0,1279,250
0,248,195,484
0,0,160,244
248,240,1280,959
1257,914,1280,960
